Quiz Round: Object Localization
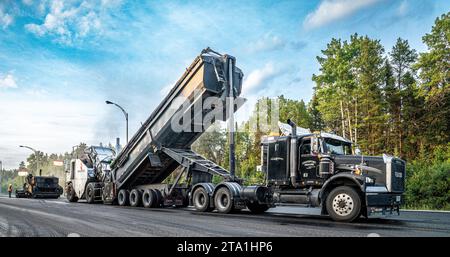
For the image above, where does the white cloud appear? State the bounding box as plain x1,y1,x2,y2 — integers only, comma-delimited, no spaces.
0,9,13,29
22,0,34,6
303,0,381,29
242,63,278,94
24,0,119,45
0,73,18,89
247,33,286,53
397,0,408,16
0,94,109,169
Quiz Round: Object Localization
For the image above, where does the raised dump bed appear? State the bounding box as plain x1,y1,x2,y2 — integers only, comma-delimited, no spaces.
111,49,244,190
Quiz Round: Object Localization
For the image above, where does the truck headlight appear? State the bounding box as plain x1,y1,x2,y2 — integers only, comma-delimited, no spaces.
365,176,375,184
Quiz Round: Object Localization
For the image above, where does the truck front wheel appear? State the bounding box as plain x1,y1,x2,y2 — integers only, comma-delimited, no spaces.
66,184,79,202
326,186,361,222
85,183,96,204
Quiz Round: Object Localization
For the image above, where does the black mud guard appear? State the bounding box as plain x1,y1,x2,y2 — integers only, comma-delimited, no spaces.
213,182,245,209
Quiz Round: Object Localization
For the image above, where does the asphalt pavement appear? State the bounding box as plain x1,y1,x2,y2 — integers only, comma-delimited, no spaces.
0,195,449,237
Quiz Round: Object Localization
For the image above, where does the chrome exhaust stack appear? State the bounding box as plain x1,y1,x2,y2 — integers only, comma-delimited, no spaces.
287,119,298,187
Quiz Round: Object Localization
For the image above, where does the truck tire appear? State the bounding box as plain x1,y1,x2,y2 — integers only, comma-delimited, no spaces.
85,183,96,204
247,202,269,214
130,189,142,207
67,184,79,202
193,187,211,212
214,187,234,214
326,186,361,222
142,189,157,208
118,189,130,206
154,189,163,207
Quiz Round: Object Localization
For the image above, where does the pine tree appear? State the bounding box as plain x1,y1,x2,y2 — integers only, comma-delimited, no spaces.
389,38,418,156
414,12,450,148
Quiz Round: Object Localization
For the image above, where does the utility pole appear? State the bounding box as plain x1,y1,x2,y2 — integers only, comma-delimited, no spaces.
106,100,129,143
19,145,39,176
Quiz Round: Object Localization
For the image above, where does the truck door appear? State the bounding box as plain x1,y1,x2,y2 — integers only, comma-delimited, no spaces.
298,138,319,185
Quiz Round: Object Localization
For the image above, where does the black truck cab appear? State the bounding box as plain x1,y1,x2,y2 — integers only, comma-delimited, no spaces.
259,121,405,222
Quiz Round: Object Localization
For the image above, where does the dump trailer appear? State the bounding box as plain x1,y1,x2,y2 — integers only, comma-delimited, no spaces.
66,48,246,208
66,48,406,222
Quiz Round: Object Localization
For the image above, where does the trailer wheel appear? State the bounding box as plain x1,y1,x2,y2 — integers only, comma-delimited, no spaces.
326,186,361,222
142,189,157,208
67,185,79,202
118,189,130,206
246,202,269,214
85,183,96,204
154,190,163,207
130,189,142,207
193,187,211,212
214,187,233,214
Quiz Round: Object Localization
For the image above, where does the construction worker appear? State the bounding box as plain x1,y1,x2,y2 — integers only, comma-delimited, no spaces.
7,184,13,198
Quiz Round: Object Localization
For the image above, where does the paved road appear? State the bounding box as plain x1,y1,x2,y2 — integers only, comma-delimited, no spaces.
0,195,449,237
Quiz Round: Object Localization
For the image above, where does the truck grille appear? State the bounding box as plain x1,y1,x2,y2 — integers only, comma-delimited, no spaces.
387,158,405,192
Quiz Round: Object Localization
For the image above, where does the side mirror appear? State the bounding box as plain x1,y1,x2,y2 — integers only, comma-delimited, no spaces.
355,148,362,155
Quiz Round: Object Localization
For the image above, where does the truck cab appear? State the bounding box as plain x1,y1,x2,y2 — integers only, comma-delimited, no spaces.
259,121,405,222
65,146,115,203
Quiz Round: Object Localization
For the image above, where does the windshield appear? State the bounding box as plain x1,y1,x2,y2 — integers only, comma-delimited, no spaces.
323,138,352,155
93,147,115,157
91,147,115,164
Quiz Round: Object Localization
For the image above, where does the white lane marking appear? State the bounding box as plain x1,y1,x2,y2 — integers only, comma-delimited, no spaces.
401,209,450,213
67,233,80,237
367,233,381,237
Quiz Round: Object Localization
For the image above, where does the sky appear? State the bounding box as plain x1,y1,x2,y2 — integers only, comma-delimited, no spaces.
0,0,448,169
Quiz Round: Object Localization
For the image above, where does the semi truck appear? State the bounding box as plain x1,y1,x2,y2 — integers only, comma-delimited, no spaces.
65,48,405,222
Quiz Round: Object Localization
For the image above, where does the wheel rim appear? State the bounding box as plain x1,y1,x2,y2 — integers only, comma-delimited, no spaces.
217,192,230,210
332,193,354,216
131,193,136,203
144,193,149,204
195,191,206,208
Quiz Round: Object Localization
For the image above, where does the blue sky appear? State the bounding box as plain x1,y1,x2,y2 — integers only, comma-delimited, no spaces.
0,0,448,169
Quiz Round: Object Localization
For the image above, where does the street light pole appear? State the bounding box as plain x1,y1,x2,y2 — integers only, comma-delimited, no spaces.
19,145,39,176
106,100,129,143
